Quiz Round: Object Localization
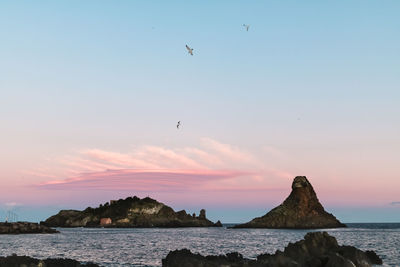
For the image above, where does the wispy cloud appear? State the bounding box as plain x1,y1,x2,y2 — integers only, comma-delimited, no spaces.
390,201,400,206
200,138,258,165
38,169,252,191
30,138,291,193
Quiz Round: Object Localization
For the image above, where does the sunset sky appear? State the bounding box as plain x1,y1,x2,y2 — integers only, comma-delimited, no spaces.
1,1,399,223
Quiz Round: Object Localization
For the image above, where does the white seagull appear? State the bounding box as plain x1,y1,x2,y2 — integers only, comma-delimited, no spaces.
185,45,193,55
242,24,250,31
177,121,181,129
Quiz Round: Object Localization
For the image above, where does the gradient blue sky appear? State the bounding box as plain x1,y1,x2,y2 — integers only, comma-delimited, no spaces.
0,1,399,223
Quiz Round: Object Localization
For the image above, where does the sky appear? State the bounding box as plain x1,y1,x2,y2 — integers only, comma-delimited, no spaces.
0,0,399,223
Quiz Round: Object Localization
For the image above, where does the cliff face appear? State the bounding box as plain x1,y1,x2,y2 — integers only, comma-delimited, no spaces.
234,176,346,229
43,196,222,228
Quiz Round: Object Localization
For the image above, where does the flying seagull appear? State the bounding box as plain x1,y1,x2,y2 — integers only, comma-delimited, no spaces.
185,45,193,55
242,24,250,31
177,121,181,129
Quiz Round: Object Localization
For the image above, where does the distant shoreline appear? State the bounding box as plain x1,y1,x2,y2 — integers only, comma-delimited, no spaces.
44,222,400,230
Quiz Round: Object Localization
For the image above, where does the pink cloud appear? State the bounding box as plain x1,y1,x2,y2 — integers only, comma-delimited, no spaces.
200,138,258,165
24,138,293,206
30,138,281,180
141,146,206,169
37,169,252,191
181,147,224,166
81,149,159,169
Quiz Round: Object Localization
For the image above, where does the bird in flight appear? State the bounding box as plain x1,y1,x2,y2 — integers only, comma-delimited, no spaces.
242,24,250,31
186,45,193,55
177,121,181,129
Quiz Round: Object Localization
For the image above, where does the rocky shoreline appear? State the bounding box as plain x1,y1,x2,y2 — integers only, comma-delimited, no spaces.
43,196,222,228
0,222,58,234
162,231,383,267
0,254,99,267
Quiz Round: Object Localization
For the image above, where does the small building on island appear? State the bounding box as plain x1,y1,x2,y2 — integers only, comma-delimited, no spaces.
100,218,112,226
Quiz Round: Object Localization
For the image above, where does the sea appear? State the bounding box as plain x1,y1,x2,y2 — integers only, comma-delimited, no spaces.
0,223,398,266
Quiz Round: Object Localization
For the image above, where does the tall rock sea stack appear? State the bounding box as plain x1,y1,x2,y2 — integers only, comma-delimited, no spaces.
234,176,346,229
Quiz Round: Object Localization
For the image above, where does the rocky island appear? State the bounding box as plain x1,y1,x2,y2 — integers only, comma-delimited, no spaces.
42,196,222,228
0,222,58,234
233,176,345,229
163,231,382,267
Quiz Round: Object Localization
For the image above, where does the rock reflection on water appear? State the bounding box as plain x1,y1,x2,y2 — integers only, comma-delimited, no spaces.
0,223,398,267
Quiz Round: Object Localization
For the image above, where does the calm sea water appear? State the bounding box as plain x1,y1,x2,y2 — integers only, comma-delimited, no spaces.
0,223,398,266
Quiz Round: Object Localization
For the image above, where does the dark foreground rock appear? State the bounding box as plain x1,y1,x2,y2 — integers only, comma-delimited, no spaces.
0,222,58,234
43,196,222,228
233,176,346,229
0,254,99,267
162,231,383,267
